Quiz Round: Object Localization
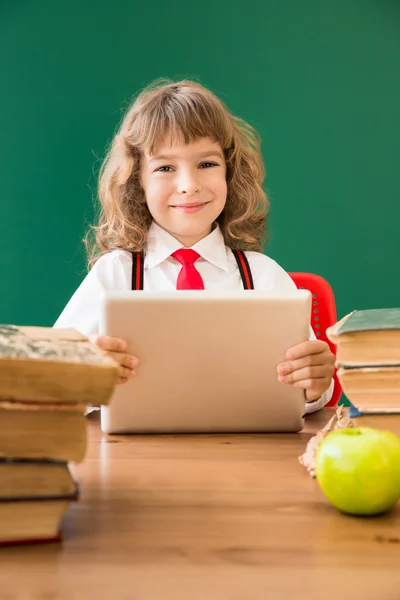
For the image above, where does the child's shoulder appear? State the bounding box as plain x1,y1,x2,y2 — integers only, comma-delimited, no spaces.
88,250,133,288
242,249,289,274
242,250,296,293
91,249,133,271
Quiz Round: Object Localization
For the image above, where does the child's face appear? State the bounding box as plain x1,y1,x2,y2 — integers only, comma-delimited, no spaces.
141,136,227,247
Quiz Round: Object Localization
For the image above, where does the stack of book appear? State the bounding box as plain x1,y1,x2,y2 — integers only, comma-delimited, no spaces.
0,325,118,545
327,308,400,435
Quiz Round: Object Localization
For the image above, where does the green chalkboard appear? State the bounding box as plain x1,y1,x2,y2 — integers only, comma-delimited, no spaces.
1,0,399,333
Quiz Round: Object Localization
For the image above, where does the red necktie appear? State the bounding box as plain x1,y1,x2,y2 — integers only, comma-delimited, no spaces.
171,249,205,290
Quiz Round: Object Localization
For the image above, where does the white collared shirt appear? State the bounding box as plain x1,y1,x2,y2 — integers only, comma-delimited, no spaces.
54,222,333,412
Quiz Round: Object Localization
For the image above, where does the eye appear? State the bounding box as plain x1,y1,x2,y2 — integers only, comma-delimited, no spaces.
155,165,174,172
199,162,218,169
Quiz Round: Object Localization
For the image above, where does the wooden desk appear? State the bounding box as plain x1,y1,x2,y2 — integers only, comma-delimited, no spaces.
1,409,400,599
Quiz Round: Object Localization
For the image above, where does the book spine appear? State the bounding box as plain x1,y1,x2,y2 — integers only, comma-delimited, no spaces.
0,534,62,547
338,363,400,369
0,488,79,503
0,457,67,465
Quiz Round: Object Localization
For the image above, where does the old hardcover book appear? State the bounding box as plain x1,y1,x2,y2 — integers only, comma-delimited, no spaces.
0,325,118,404
337,366,400,410
0,459,78,546
0,459,78,500
0,499,72,545
347,404,400,435
327,308,400,366
0,401,87,463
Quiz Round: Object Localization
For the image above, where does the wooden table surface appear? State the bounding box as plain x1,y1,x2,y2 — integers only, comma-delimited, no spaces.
1,408,400,599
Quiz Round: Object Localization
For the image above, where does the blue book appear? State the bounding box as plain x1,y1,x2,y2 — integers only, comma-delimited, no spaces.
348,403,362,419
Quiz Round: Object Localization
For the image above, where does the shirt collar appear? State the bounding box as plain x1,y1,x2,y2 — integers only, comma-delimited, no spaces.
145,221,230,272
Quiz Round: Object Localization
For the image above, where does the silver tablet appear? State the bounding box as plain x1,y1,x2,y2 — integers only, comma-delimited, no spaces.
99,290,311,434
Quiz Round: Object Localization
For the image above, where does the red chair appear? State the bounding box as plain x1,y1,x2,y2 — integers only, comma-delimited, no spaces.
288,272,342,407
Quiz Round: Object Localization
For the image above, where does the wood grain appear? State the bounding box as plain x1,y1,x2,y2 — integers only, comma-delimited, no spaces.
1,409,399,599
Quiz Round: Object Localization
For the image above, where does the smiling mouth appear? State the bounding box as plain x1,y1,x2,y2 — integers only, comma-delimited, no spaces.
170,202,210,213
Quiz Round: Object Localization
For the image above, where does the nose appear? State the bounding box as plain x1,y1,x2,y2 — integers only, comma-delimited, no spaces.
176,170,201,195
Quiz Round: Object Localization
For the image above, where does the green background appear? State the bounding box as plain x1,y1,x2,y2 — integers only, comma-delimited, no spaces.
1,0,399,332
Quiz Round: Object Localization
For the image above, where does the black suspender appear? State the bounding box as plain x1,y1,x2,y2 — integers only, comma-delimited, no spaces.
131,252,144,291
231,250,254,290
131,249,254,290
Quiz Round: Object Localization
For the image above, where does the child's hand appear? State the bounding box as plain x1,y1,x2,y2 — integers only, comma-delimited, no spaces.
277,340,335,402
91,335,139,384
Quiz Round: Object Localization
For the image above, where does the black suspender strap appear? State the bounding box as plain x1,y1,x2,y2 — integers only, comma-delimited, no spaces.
232,250,254,290
131,252,144,290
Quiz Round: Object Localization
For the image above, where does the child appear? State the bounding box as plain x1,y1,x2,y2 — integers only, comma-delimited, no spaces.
54,79,335,413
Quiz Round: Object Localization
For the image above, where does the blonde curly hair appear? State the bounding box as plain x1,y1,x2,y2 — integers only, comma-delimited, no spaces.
85,79,269,267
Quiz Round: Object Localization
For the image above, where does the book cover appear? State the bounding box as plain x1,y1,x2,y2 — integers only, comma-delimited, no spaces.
348,403,362,418
0,498,73,545
0,324,118,404
333,308,400,336
348,403,400,418
339,363,400,370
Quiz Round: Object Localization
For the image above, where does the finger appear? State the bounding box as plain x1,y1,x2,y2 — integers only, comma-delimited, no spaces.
105,351,139,370
278,365,332,384
291,377,331,392
91,335,128,352
285,340,330,361
117,364,136,380
278,353,334,376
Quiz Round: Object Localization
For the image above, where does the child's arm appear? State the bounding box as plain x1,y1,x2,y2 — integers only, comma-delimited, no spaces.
277,340,335,402
91,335,139,385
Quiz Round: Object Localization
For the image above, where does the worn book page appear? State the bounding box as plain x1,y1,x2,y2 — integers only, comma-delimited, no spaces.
299,406,354,477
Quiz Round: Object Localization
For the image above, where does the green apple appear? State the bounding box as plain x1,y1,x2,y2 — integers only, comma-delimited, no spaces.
315,427,400,516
